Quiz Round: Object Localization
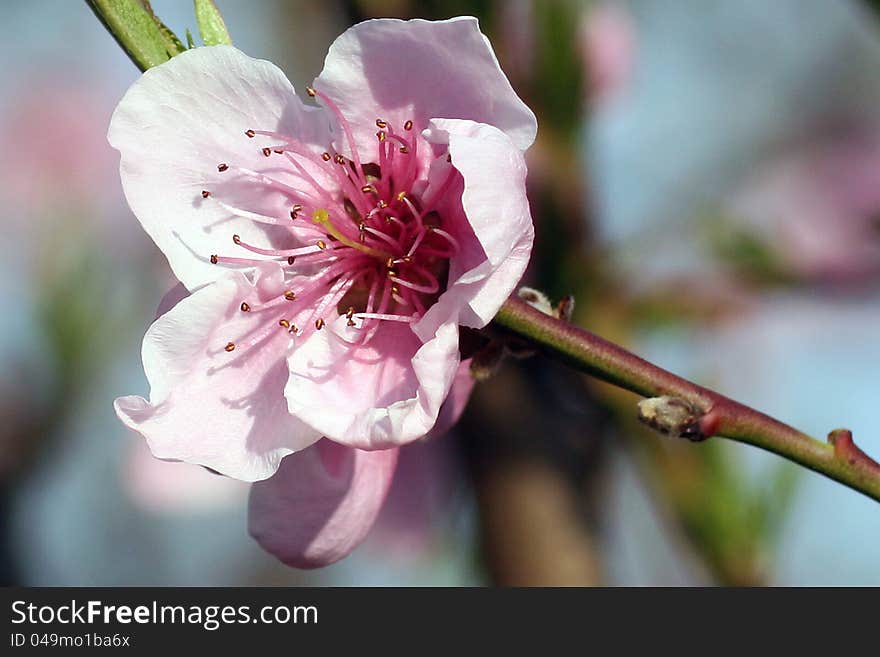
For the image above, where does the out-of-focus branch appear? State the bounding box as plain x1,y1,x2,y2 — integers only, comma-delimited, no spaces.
492,295,880,503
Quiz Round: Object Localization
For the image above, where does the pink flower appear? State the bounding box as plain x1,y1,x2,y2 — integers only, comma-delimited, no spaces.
109,17,535,567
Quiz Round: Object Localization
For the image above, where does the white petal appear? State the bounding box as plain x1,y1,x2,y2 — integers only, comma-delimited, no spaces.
109,45,331,290
313,17,537,155
115,263,320,481
286,319,460,449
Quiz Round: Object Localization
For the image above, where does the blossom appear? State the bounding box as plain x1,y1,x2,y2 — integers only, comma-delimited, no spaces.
110,17,535,566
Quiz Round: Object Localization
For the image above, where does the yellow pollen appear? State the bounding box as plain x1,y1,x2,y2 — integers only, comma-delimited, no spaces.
315,318,325,330
284,290,296,301
224,342,235,352
279,319,290,328
306,87,317,97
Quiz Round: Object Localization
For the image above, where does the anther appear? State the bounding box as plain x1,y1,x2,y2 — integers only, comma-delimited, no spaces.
279,319,290,329
386,257,395,268
361,184,376,194
334,154,346,164
322,152,332,161
346,306,355,319
377,200,388,209
316,240,327,250
315,318,325,330
306,87,317,97
284,290,296,301
245,129,255,138
262,147,272,157
273,148,284,154
210,255,219,264
201,190,211,198
396,191,407,201
240,302,251,312
376,119,387,128
232,234,241,245
377,131,386,142
404,120,413,131
399,146,410,154
217,163,229,172
224,342,236,352
387,269,398,278
287,256,296,265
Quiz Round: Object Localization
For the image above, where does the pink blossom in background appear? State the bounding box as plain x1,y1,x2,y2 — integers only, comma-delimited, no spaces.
725,125,880,283
580,2,635,107
109,17,536,567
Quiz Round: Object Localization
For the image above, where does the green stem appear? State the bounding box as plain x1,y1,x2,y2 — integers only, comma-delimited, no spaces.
86,0,179,72
493,296,880,503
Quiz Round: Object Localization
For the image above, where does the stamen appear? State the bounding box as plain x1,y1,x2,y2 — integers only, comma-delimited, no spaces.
354,312,415,323
217,163,229,172
306,86,367,186
224,342,236,352
240,302,251,312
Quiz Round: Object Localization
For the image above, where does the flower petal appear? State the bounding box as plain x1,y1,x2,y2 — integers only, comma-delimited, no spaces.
415,119,534,340
427,358,475,439
286,319,460,449
115,263,320,481
109,45,330,290
314,16,537,154
248,440,398,568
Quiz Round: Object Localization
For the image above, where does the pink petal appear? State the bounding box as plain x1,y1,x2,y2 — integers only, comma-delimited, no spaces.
286,319,460,449
115,263,321,481
248,440,399,568
109,45,330,291
428,358,476,439
313,17,537,155
415,119,534,339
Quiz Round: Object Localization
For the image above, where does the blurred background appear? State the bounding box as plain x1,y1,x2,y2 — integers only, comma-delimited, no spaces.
1,0,879,586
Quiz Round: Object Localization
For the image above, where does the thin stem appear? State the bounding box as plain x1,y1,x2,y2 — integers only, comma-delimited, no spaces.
492,296,880,503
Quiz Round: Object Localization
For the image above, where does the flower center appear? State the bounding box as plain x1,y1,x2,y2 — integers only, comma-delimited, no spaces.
201,88,460,353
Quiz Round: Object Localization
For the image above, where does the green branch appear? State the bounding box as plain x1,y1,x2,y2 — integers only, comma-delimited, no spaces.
492,295,880,503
